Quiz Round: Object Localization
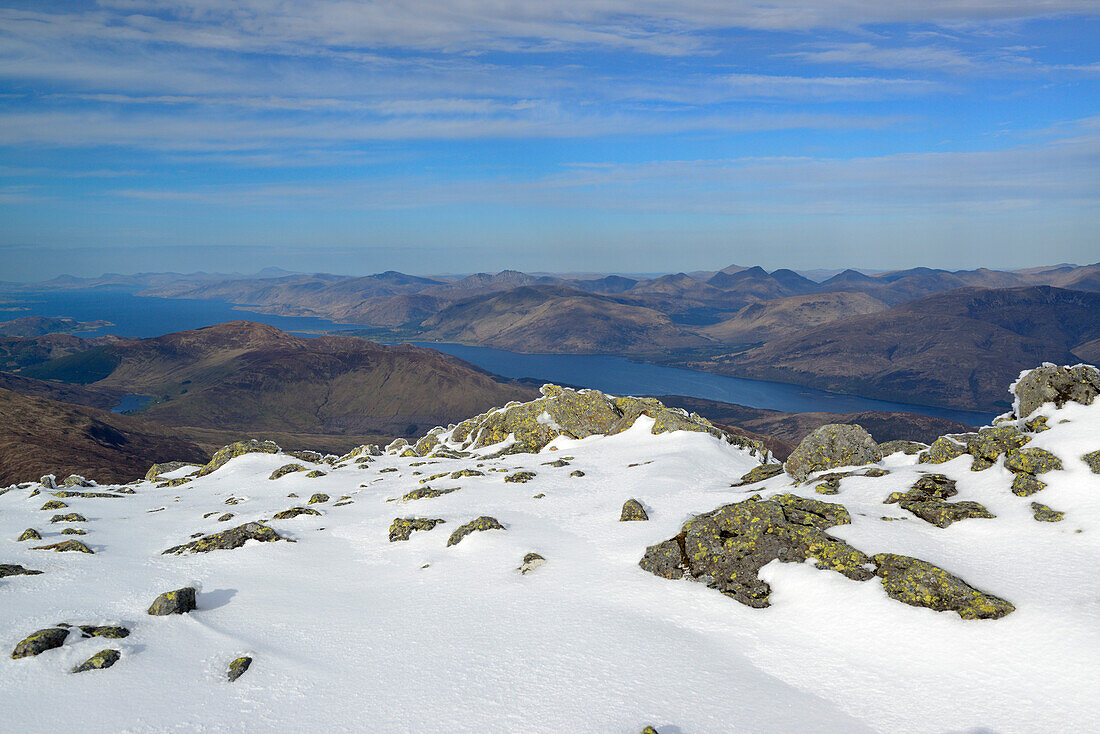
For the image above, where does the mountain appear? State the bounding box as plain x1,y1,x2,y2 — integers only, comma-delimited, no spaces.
0,333,121,371
696,286,1100,411
702,292,887,344
22,321,539,438
565,275,639,293
0,372,121,409
0,387,206,485
0,316,112,337
419,285,711,353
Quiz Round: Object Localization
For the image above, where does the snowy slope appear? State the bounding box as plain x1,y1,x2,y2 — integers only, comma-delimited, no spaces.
2,402,1098,732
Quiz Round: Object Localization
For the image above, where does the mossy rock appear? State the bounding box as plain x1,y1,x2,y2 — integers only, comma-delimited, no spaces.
640,494,870,608
785,424,882,482
447,516,506,547
1030,502,1065,522
272,506,321,520
50,513,85,523
227,656,253,682
79,625,129,639
269,463,306,480
217,513,234,522
157,477,193,488
1083,450,1100,474
1011,473,1047,497
879,440,928,456
1013,364,1100,419
918,436,968,465
61,527,87,535
305,470,327,478
519,552,546,574
307,493,330,505
569,470,585,478
542,458,570,467
389,517,445,542
61,474,95,488
965,426,1030,471
72,648,120,673
620,499,649,521
288,449,324,463
732,463,784,486
0,564,43,578
147,586,197,615
1004,447,1063,475
1023,416,1050,433
196,440,280,477
11,627,69,659
53,490,125,498
504,471,536,484
401,487,460,502
40,499,68,511
450,469,485,479
163,522,285,555
146,461,201,482
17,528,41,542
884,474,994,528
872,553,1014,619
32,539,93,553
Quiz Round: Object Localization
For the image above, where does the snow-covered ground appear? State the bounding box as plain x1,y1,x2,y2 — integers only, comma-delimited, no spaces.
2,406,1098,733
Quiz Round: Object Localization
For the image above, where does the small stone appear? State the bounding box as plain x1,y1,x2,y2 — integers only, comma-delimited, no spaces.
227,656,253,682
11,627,69,658
79,625,130,639
40,500,68,510
732,463,784,486
878,440,927,456
451,469,486,479
0,564,43,578
504,471,536,483
1030,502,1065,522
532,493,546,499
32,539,93,553
1081,450,1100,474
60,528,87,535
447,516,506,546
162,522,285,555
147,587,197,615
569,470,585,478
308,493,330,505
518,552,546,574
1011,474,1047,497
17,528,41,542
401,487,459,502
269,463,305,480
389,517,445,542
50,513,86,523
272,506,322,520
305,470,327,478
72,649,120,673
541,459,570,467
620,499,649,521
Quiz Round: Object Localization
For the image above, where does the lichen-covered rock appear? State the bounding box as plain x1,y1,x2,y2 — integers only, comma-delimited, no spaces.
32,539,93,553
11,627,68,658
884,474,994,528
569,470,585,478
1031,502,1065,522
61,474,95,488
147,586,197,615
61,527,87,535
79,625,129,639
71,648,120,673
1011,473,1047,497
401,487,460,502
269,463,306,480
389,517,445,542
641,728,660,734
1013,364,1100,419
52,490,125,498
217,513,234,522
1083,450,1100,474
620,499,649,521
39,474,57,489
17,528,41,542
872,553,1014,619
518,552,545,574
50,513,86,523
157,477,193,488
307,493,329,505
639,494,872,608
451,469,485,479
196,440,280,477
0,564,43,578
965,426,1031,470
447,516,506,546
504,471,536,484
785,424,882,482
732,463,784,486
227,656,253,682
272,506,321,520
335,444,381,463
163,522,285,555
305,470,327,478
146,461,201,482
542,459,570,468
1004,447,1063,475
918,436,968,465
40,499,68,510
288,449,324,463
879,440,928,456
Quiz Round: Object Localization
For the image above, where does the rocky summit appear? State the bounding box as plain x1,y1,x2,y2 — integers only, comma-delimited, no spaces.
1,369,1097,733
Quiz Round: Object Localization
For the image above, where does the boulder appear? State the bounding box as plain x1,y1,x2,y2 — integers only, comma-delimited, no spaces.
732,463,784,486
964,426,1030,471
447,516,506,547
1030,502,1065,522
1084,450,1100,474
16,528,41,542
1004,447,1063,475
61,474,95,488
305,470,326,478
518,553,546,575
389,517,445,542
0,564,43,578
872,554,1014,620
401,487,460,502
287,449,324,463
40,500,68,510
884,474,995,528
32,540,93,553
269,463,305,480
1011,474,1047,497
918,436,968,465
39,474,57,489
50,513,85,523
272,507,321,520
61,528,87,535
879,440,928,456
785,424,882,482
620,499,649,521
147,586,197,615
72,649,121,673
11,627,69,659
79,625,129,639
504,471,536,484
163,522,285,555
307,493,329,505
227,656,253,682
196,440,280,477
146,461,201,482
1013,364,1100,419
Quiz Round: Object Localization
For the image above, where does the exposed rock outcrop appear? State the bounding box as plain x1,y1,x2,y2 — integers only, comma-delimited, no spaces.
447,516,505,546
884,474,995,528
872,554,1014,619
620,499,649,521
1013,364,1100,419
784,424,882,482
389,517,444,542
11,627,69,658
147,587,197,615
163,522,285,554
196,440,280,477
72,648,121,673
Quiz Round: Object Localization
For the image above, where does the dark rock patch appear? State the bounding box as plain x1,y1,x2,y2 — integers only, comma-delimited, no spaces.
163,522,285,555
147,586,197,615
389,517,445,542
447,516,506,547
620,499,649,521
71,648,120,673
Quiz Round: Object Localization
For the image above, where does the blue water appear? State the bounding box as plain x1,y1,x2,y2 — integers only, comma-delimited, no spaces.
111,394,154,414
1,287,993,424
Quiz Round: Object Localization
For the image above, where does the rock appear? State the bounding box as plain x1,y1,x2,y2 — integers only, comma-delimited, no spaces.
11,627,69,658
61,528,87,535
50,513,86,523
878,440,928,456
227,656,253,682
918,436,969,465
518,553,545,574
389,518,445,542
1013,364,1100,419
732,463,784,486
1023,415,1050,433
401,487,460,502
0,564,43,578
872,553,1014,619
196,440,280,477
147,586,197,615
32,539,93,553
146,461,201,482
288,449,325,463
272,507,321,520
504,471,536,483
71,648,120,673
620,499,649,521
39,474,57,489
450,469,485,479
40,499,68,510
52,490,125,498
1004,447,1063,475
157,478,192,488
269,463,306,480
17,528,41,542
447,516,506,547
1083,450,1100,474
639,494,872,608
79,625,129,639
305,470,327,478
884,474,994,528
1011,474,1047,497
569,470,585,478
965,426,1030,470
1030,502,1065,522
641,728,660,734
61,474,95,488
785,424,882,482
217,513,234,522
163,522,285,555
307,493,329,505
542,459,570,467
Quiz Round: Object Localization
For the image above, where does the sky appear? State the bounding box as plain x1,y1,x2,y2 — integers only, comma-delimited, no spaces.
0,1,1098,280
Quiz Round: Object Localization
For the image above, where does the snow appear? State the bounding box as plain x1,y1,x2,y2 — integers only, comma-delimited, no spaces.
2,404,1099,732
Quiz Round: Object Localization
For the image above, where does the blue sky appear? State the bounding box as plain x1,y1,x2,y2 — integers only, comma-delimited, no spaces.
0,1,1098,279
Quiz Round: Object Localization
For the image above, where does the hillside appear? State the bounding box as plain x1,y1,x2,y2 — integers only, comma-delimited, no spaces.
2,368,1096,732
0,333,121,371
696,287,1100,411
22,321,539,438
0,388,206,485
702,292,888,344
0,316,112,337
